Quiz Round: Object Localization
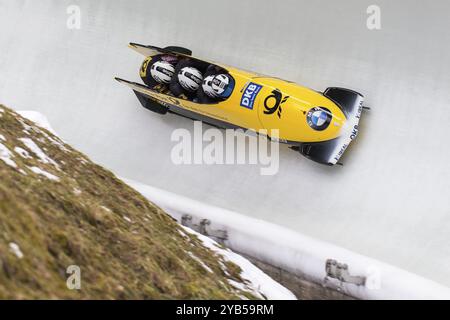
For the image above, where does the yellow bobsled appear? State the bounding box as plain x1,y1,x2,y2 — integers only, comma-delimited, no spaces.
115,43,365,165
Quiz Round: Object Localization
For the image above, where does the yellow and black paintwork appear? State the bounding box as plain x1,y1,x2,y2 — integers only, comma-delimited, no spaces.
115,43,365,165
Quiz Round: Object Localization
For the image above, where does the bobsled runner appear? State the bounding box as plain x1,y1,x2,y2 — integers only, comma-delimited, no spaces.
115,43,366,165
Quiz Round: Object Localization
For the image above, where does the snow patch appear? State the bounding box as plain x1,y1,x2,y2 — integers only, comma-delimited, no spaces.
178,229,189,239
9,242,24,259
73,188,82,195
18,118,33,133
0,143,17,168
187,251,214,273
18,111,70,153
0,134,6,141
43,132,70,153
228,279,251,298
19,138,60,169
29,166,60,181
123,216,132,223
17,111,57,135
101,206,112,213
78,157,89,165
182,226,296,300
14,146,31,159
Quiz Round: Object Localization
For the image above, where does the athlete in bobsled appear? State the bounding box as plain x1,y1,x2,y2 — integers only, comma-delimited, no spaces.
141,53,234,104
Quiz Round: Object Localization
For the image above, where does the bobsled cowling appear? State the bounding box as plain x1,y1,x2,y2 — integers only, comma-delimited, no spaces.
116,43,366,166
298,88,364,165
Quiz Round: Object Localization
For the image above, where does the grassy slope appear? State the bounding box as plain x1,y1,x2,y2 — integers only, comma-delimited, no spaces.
0,105,255,299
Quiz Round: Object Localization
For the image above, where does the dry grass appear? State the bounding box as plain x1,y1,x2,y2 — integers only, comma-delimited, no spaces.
0,105,256,299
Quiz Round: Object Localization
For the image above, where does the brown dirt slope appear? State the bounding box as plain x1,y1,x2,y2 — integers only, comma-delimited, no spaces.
0,105,257,299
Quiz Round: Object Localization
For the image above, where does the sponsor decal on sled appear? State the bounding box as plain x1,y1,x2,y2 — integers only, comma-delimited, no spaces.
240,82,262,110
306,107,332,131
263,89,289,119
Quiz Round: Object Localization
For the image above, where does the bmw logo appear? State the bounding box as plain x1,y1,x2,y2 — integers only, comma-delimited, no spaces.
306,107,332,131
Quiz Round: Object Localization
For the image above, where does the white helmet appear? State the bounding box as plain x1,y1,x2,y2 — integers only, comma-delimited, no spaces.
202,75,217,98
203,74,231,98
212,74,230,96
150,60,175,84
178,67,203,92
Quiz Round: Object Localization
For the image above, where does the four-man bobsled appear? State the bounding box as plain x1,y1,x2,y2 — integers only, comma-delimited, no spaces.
115,43,366,165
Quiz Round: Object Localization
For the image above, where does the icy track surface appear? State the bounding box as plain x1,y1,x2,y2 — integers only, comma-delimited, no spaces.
1,0,450,287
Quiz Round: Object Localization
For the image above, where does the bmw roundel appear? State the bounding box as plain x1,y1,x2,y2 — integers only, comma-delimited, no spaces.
306,107,332,131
